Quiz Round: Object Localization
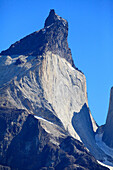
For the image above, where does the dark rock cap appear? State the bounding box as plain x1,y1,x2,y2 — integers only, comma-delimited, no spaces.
44,9,56,27
0,10,75,68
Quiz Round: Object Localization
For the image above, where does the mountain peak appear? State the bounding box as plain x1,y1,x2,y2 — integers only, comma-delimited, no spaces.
44,9,67,28
0,10,75,68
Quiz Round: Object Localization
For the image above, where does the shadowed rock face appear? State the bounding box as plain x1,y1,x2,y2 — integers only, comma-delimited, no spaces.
0,9,75,68
72,104,108,161
102,87,113,148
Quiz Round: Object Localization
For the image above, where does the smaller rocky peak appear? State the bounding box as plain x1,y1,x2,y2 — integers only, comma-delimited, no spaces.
44,9,67,28
107,87,113,115
102,86,113,148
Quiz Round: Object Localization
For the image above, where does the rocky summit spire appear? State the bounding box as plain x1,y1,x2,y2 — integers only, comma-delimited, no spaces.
44,9,67,28
0,10,75,68
44,9,58,27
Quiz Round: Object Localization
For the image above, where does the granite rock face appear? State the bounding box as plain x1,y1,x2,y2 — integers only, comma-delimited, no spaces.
0,52,88,140
0,10,111,169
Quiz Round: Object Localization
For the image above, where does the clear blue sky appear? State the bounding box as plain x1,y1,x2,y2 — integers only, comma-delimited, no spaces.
0,0,113,125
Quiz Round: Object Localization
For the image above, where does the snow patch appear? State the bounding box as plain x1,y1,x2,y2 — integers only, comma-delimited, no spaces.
98,160,113,170
34,115,53,125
